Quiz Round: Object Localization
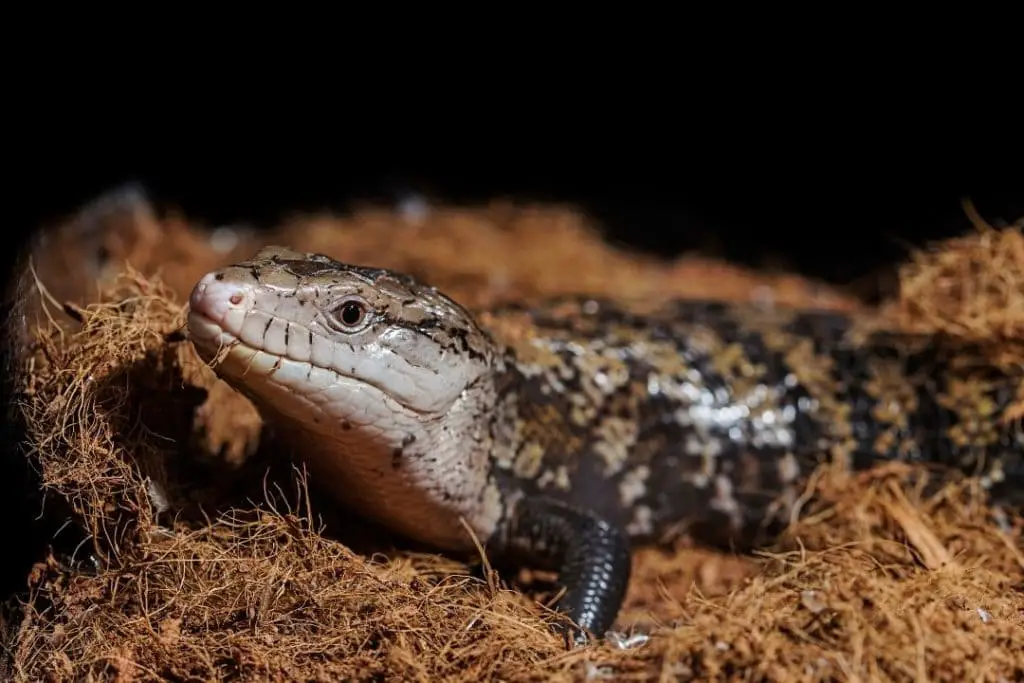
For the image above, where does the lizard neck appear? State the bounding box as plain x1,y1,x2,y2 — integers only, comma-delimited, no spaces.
271,340,516,553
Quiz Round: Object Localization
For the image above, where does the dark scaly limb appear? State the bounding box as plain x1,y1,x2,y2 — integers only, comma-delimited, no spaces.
498,495,632,643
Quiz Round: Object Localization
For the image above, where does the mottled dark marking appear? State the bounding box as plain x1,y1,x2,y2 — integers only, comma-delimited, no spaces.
483,297,1023,551
269,255,420,289
200,246,1024,642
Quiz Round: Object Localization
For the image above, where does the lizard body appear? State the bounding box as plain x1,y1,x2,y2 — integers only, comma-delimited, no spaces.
187,246,1023,643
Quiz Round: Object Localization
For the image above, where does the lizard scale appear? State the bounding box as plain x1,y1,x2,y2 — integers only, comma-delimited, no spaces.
186,245,1023,644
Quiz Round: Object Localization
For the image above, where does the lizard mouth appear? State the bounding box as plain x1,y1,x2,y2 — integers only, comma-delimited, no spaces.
186,307,302,388
185,267,481,417
185,306,427,419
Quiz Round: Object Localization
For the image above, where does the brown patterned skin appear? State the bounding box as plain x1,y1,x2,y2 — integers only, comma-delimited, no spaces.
484,298,1022,550
188,247,1023,646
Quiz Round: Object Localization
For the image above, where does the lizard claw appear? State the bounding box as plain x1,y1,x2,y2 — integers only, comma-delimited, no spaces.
552,619,593,649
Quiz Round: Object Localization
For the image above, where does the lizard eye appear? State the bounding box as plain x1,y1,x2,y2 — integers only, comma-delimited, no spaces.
327,297,371,332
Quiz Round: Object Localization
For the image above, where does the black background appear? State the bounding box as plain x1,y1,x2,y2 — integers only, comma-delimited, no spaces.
14,145,1024,286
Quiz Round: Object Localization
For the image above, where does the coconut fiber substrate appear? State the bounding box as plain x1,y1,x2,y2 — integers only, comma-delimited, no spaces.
2,193,1022,682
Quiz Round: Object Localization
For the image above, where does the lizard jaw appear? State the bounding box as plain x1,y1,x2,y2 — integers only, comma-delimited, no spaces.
186,264,491,415
184,254,507,552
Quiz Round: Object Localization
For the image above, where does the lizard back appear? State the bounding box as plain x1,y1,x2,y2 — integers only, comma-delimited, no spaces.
481,297,1023,548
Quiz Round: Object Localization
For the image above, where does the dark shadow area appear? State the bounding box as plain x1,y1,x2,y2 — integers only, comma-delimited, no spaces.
0,246,74,607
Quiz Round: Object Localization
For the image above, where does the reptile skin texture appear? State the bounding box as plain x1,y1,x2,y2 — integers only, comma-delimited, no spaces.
503,495,632,643
187,246,1024,643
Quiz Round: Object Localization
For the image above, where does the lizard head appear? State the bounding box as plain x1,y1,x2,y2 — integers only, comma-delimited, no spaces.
186,245,498,428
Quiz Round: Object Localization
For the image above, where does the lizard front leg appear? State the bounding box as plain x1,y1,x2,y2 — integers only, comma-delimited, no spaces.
499,495,633,645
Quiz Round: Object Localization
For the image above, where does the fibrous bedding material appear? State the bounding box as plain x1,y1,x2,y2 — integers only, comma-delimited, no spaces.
3,197,1021,682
